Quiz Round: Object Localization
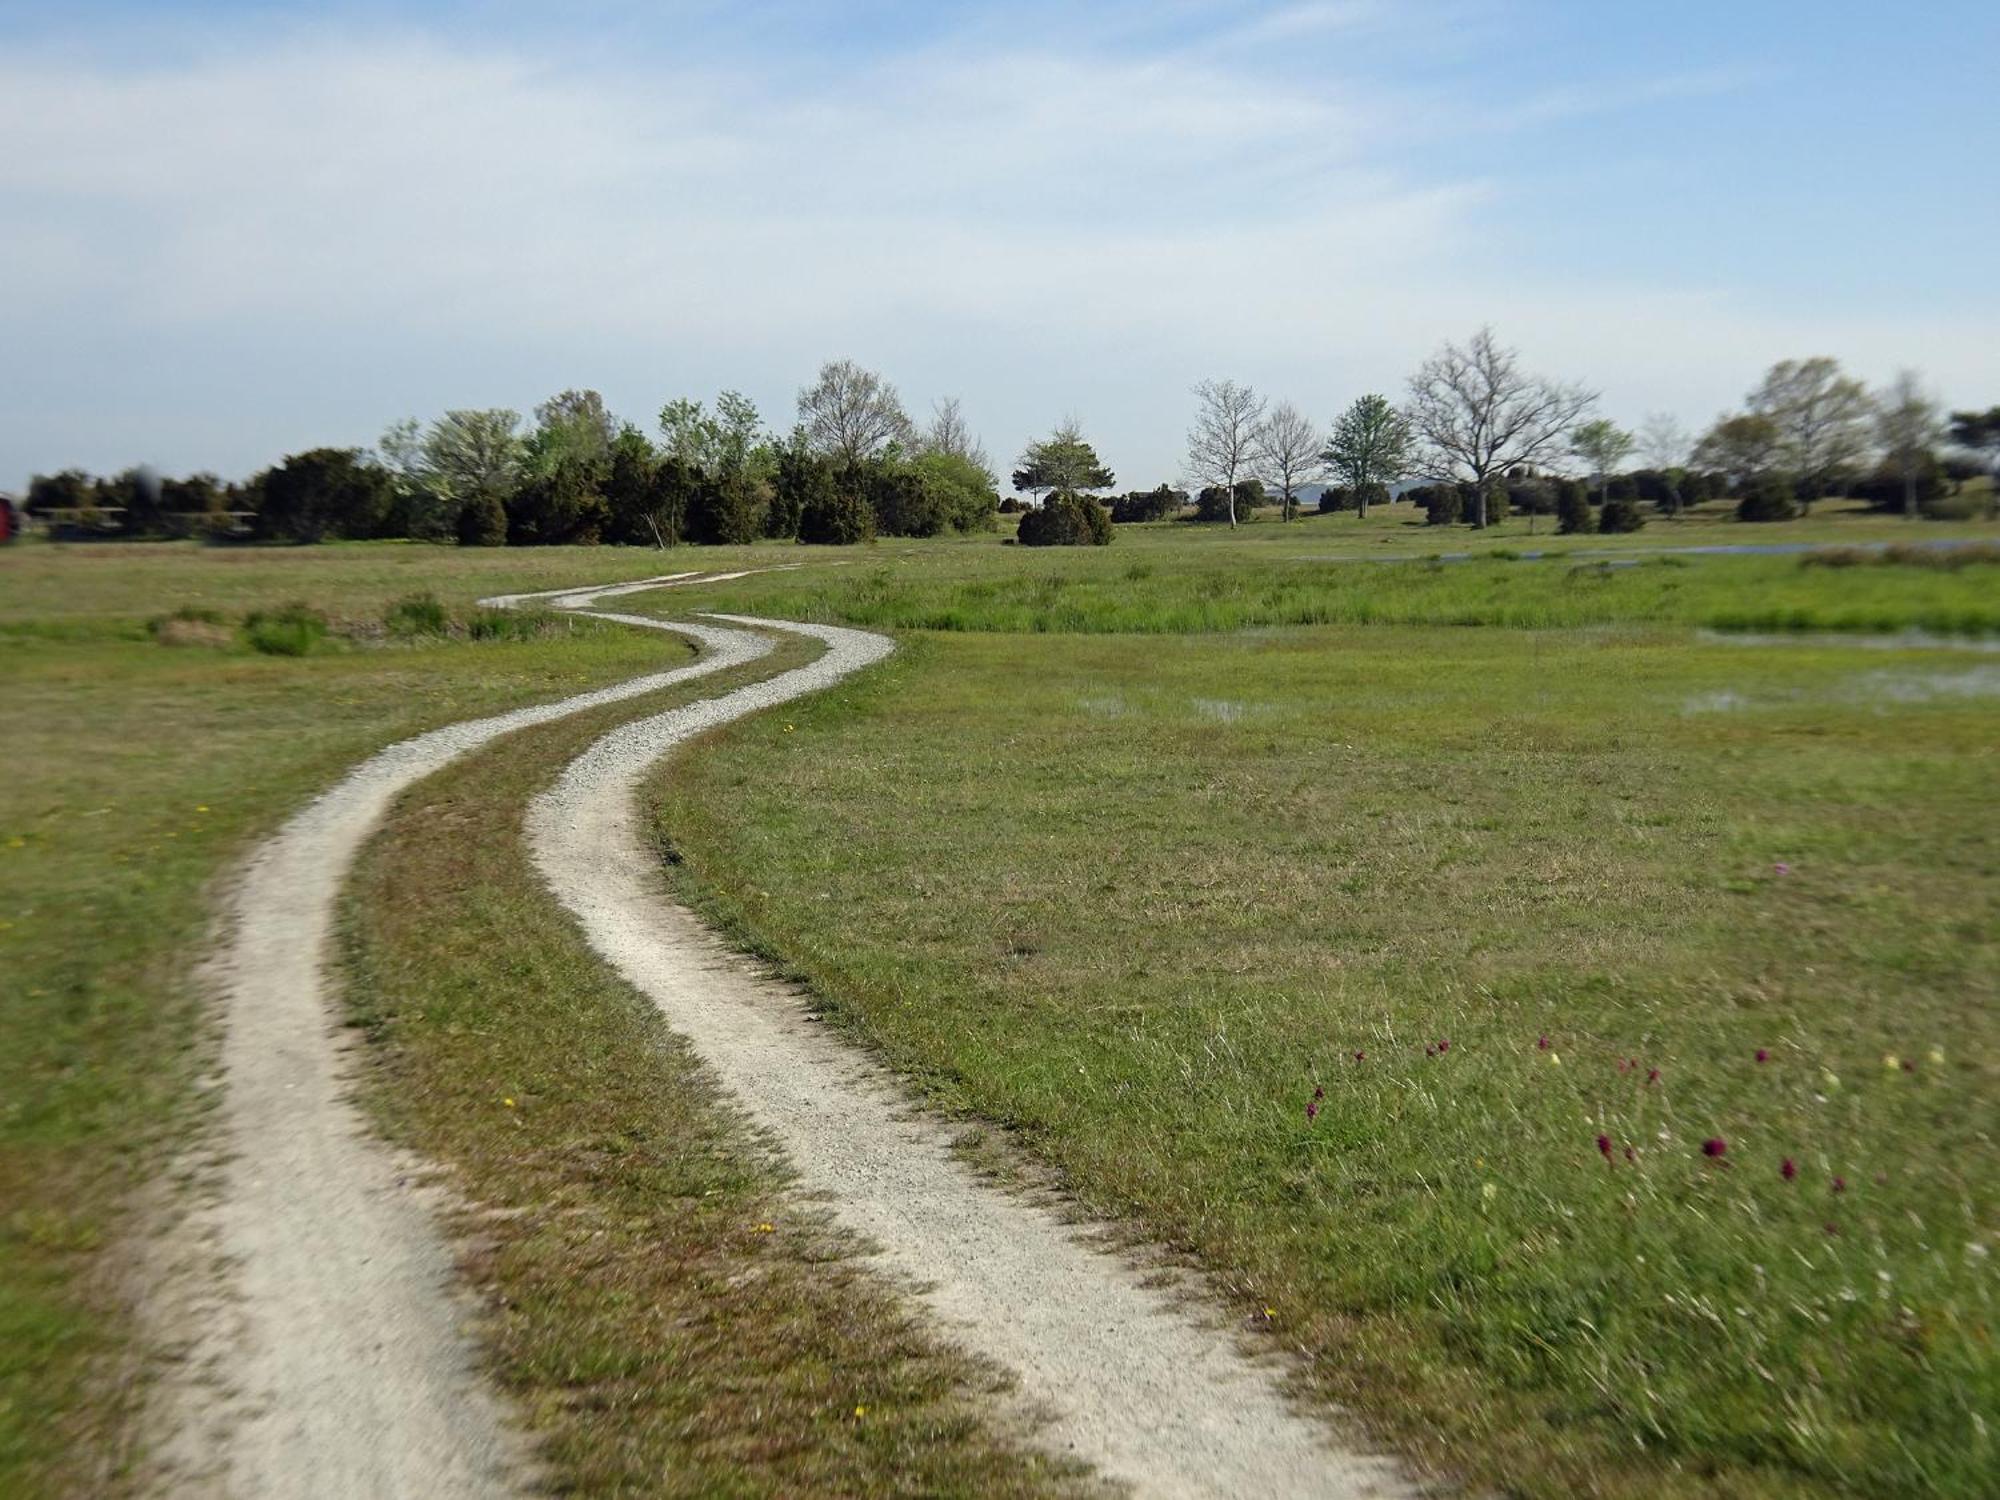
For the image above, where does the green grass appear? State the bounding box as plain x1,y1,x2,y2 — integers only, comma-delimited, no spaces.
338,636,1093,1498
0,542,752,1495
664,538,2000,637
7,526,1996,1495
651,625,1998,1498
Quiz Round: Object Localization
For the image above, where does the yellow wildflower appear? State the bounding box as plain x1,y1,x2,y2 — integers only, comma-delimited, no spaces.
1928,1047,1945,1066
1883,1054,1900,1071
502,1097,516,1108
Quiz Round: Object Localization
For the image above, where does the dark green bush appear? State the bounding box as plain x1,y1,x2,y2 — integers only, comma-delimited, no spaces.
1736,474,1799,522
1192,482,1262,523
1556,486,1593,534
1317,485,1354,513
1417,485,1462,527
1920,489,1993,522
1598,497,1646,533
799,483,875,545
457,493,508,547
1110,486,1184,522
1017,492,1111,546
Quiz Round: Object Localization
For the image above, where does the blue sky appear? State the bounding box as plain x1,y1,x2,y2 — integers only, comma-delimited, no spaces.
2,0,1994,490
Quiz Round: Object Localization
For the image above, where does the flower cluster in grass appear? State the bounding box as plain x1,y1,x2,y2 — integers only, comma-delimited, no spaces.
1287,990,1993,1488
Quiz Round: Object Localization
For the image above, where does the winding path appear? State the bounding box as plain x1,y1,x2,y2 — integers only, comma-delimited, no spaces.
160,572,1415,1499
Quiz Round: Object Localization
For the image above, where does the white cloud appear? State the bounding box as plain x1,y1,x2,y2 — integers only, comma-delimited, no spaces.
0,19,1993,487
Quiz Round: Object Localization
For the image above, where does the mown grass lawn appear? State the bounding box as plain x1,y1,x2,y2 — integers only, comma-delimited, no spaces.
651,621,1997,1498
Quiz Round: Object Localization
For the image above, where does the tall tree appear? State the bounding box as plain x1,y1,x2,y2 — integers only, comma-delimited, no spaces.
921,396,991,474
1254,402,1322,521
1185,378,1266,527
534,389,618,467
1693,412,1784,488
1569,418,1636,503
1404,327,1597,528
1874,370,1944,520
797,359,914,464
1321,394,1413,520
1013,419,1114,502
660,391,764,477
1745,357,1874,511
1947,406,2000,495
377,417,452,539
256,449,392,543
422,409,525,516
1637,412,1692,514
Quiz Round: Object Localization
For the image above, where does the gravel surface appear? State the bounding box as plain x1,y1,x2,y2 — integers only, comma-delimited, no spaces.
529,610,1416,1499
150,581,769,1499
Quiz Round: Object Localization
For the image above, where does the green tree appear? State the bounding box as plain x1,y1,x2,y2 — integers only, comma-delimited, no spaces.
1873,370,1943,520
1555,483,1594,534
1569,418,1636,503
256,449,393,543
799,465,875,545
911,450,1000,532
423,410,525,532
602,427,669,546
1013,420,1114,504
24,470,94,516
1321,394,1413,520
1745,357,1874,510
1693,413,1785,490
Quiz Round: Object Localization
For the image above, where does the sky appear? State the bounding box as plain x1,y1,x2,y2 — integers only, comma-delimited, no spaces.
2,0,1995,491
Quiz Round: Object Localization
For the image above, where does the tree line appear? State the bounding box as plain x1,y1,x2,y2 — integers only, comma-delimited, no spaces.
22,361,1002,547
22,339,1998,548
1169,329,1999,538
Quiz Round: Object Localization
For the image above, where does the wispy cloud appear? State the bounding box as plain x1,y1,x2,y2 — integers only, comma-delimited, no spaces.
0,4,1992,485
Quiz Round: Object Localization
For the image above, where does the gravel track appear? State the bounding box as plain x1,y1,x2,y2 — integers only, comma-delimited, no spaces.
159,568,1415,1499
152,580,771,1499
529,607,1417,1499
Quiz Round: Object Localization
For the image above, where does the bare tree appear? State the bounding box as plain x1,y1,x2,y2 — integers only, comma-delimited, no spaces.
1321,393,1413,519
1186,378,1267,527
1638,411,1692,514
1746,357,1874,511
1255,402,1323,520
1875,369,1944,519
921,396,990,472
797,358,915,464
1404,327,1597,528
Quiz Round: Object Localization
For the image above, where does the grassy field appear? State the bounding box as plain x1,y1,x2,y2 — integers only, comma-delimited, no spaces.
0,541,771,1494
338,635,1093,1497
648,593,1997,1493
4,523,1995,1496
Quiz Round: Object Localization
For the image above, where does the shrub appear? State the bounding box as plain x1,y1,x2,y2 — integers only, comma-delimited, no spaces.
1736,474,1799,522
1598,496,1646,533
1920,489,1992,522
1416,485,1461,527
1556,486,1594,534
997,497,1024,514
1192,482,1262,523
385,593,449,637
1017,492,1111,546
1317,486,1354,513
456,493,508,547
798,482,875,545
241,603,328,657
1110,486,1184,523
